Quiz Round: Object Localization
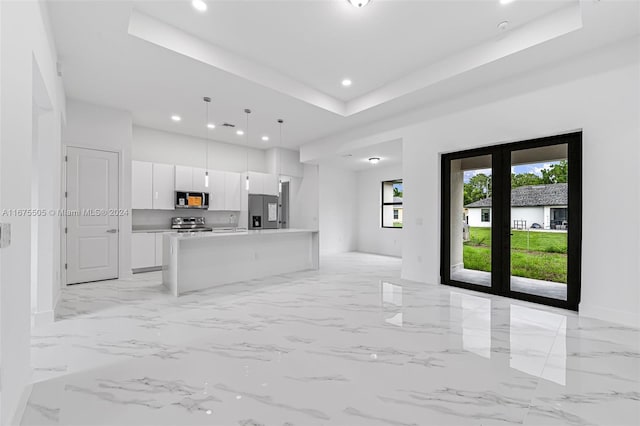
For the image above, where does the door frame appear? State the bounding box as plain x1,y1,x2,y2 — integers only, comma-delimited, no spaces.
441,132,582,311
62,144,122,286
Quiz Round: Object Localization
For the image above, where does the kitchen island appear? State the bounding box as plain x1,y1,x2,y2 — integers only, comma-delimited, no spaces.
162,229,319,296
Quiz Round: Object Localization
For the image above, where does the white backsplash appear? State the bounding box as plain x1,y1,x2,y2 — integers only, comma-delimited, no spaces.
132,210,240,228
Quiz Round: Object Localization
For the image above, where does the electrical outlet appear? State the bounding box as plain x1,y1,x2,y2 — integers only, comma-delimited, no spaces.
0,223,11,248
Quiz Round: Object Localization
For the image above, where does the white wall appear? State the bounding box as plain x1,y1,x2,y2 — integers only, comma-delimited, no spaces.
401,40,640,327
133,126,267,173
265,147,304,178
301,37,640,327
511,207,544,229
318,164,357,254
0,1,66,423
63,99,132,281
356,164,403,257
289,164,319,231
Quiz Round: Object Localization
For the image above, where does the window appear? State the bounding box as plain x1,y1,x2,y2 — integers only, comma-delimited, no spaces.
481,208,490,222
382,179,403,228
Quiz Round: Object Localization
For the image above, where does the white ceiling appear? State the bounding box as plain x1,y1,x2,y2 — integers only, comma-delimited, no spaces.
48,0,639,150
131,0,573,102
323,138,403,172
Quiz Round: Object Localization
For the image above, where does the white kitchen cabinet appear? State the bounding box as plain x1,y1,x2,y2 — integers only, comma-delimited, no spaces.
248,172,278,196
174,166,193,191
192,167,210,193
224,172,242,211
208,170,226,210
152,163,175,210
155,233,164,267
131,233,155,269
248,171,264,195
263,173,279,196
132,161,153,209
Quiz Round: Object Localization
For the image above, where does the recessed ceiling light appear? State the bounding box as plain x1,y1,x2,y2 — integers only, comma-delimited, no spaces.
236,130,244,136
500,0,515,4
261,136,269,142
207,123,215,129
342,79,352,87
192,0,207,12
171,115,181,122
497,20,510,31
347,0,371,8
369,157,381,165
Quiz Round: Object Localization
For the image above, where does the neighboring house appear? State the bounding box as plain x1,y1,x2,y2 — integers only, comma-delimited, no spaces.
393,207,403,223
466,183,568,229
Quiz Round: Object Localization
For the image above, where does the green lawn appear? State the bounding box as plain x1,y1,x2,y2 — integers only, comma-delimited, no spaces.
464,227,567,283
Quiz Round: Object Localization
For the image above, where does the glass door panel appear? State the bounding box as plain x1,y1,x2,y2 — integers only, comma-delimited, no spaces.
509,144,569,301
450,155,492,287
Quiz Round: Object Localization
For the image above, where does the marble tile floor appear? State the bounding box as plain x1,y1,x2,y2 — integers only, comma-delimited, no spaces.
22,253,640,425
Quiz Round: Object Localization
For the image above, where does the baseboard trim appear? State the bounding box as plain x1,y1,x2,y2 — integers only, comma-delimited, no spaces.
32,309,55,328
579,302,640,328
132,266,162,274
10,383,33,426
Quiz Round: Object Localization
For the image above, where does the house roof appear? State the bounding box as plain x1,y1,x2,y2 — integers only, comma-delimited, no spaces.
465,183,567,208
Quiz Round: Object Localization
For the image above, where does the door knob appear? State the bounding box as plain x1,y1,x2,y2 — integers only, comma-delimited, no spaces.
106,229,118,233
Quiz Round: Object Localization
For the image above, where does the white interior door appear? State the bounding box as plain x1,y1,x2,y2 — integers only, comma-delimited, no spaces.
66,147,119,284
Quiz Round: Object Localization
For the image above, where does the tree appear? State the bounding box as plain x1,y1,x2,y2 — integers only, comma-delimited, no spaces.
511,172,543,188
464,173,491,205
393,187,403,198
541,160,568,184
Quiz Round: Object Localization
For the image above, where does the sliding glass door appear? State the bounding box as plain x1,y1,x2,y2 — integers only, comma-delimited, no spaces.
441,133,582,310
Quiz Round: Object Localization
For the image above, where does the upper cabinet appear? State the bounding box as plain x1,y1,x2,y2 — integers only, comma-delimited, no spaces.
224,172,242,211
132,161,174,210
192,167,209,193
152,163,175,210
132,161,153,209
209,170,225,211
174,166,193,191
248,171,264,195
175,166,211,194
133,160,274,211
263,173,279,196
248,171,278,196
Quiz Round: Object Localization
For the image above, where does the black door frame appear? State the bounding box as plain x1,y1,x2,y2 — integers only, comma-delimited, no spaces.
441,132,582,311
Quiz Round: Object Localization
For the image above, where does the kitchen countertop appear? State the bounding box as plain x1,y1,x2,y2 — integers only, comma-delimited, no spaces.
132,227,250,234
132,227,174,233
166,228,318,240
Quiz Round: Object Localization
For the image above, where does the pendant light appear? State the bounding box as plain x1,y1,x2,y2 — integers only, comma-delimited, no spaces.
278,119,284,194
203,96,211,187
244,108,251,191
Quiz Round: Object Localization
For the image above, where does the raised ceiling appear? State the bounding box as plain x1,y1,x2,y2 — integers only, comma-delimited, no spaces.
48,0,639,149
131,0,573,103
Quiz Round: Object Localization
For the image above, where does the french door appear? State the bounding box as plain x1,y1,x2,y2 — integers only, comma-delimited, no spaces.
441,132,582,310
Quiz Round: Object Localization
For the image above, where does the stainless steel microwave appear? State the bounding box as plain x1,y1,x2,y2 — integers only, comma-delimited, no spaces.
175,191,209,209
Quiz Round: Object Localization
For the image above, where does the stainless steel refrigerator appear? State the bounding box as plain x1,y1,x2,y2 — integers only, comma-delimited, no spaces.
248,194,279,229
